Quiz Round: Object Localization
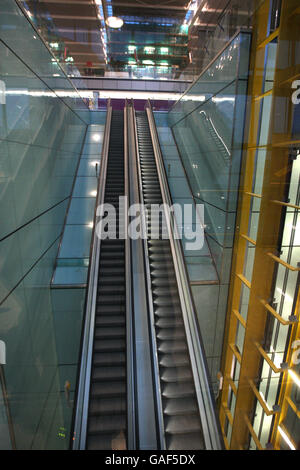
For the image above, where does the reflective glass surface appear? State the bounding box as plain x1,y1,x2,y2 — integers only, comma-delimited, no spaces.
0,1,88,449
166,33,251,398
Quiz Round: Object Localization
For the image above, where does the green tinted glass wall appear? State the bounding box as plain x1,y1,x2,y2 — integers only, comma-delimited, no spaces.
167,33,251,393
0,1,88,449
169,33,251,272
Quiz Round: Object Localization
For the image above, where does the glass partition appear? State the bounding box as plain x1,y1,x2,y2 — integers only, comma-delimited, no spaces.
169,32,251,259
1,0,90,113
166,32,251,398
0,0,89,449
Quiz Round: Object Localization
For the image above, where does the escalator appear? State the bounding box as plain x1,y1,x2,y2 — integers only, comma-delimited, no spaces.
73,103,222,451
85,110,127,450
135,111,205,450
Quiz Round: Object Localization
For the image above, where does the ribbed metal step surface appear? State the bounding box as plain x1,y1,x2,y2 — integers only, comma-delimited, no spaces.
86,110,127,451
136,111,204,450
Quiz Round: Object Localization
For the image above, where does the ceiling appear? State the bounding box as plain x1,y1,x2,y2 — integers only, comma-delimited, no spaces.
20,0,253,79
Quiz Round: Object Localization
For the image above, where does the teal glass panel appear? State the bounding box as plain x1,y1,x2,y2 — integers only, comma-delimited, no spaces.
159,145,180,160
72,176,98,198
67,197,95,225
50,288,86,444
84,131,104,145
77,158,100,177
52,117,106,287
0,2,90,449
0,42,86,146
0,379,12,449
0,200,68,304
89,112,107,125
0,241,69,449
54,257,89,285
168,34,250,128
155,116,218,282
0,140,75,238
171,81,237,212
53,267,88,285
163,160,186,178
58,225,93,259
82,143,103,156
186,256,217,282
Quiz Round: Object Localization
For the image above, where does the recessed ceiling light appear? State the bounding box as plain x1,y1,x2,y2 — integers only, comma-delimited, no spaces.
106,16,123,28
90,160,99,167
92,133,101,142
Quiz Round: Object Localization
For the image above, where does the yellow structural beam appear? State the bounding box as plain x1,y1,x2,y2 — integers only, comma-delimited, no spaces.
219,0,300,450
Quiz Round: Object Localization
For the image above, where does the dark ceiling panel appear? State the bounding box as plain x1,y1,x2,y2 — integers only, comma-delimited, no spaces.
21,0,245,78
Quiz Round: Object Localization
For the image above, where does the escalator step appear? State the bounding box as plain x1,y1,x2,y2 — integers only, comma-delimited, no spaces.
98,267,125,276
154,306,182,317
160,366,193,383
96,305,125,315
149,254,173,263
153,297,181,308
159,353,189,368
158,340,188,354
150,269,175,280
90,380,126,398
94,338,126,353
164,397,199,416
88,414,126,435
100,259,125,267
97,285,125,295
155,316,183,330
148,246,171,255
89,396,127,416
97,295,125,305
93,351,126,367
162,382,195,399
98,277,125,285
153,287,178,297
95,315,125,327
94,326,125,340
100,252,125,260
87,432,126,450
152,278,177,288
165,415,202,435
166,432,204,451
91,366,126,382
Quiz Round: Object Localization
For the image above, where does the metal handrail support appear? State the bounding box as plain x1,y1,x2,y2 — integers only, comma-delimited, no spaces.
72,100,112,449
146,100,224,450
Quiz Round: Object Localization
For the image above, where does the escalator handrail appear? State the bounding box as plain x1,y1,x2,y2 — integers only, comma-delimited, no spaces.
146,100,224,450
124,100,137,449
72,101,113,449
